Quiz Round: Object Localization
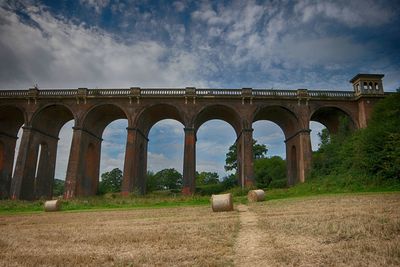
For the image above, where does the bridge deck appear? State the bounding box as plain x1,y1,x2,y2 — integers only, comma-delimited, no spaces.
0,87,360,100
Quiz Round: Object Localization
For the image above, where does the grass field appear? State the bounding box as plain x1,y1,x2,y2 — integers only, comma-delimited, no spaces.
1,192,399,266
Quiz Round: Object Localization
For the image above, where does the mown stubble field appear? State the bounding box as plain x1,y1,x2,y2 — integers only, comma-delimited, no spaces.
1,193,399,266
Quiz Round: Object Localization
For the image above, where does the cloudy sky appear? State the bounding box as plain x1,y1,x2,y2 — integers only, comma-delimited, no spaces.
2,0,399,180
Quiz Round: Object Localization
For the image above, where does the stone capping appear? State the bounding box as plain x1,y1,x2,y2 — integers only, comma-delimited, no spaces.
0,87,360,99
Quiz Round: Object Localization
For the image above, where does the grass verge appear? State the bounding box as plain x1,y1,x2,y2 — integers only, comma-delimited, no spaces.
0,193,210,214
1,174,399,214
264,173,400,201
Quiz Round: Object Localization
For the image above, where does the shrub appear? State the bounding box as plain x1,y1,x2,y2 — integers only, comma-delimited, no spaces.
196,184,225,195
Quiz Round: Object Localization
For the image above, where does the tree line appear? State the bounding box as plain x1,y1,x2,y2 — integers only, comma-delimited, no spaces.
310,91,400,184
92,138,286,196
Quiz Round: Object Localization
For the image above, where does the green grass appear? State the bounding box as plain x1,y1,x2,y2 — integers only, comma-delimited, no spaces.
0,193,210,214
1,174,399,214
264,173,400,201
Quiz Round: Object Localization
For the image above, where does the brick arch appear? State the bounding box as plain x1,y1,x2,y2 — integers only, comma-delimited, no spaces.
0,105,26,137
31,104,75,137
82,103,129,138
0,105,26,199
194,104,242,136
310,106,357,134
253,105,300,138
135,103,185,137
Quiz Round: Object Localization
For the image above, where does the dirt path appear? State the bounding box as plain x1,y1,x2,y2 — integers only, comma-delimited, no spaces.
234,204,266,266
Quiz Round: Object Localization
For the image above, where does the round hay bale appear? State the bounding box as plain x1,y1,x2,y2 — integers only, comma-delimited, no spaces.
44,200,61,212
247,189,265,202
211,193,233,212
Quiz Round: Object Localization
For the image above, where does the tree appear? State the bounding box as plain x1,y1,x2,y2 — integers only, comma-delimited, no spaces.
254,156,286,188
146,171,157,192
53,178,65,197
154,168,182,190
317,128,330,149
221,174,237,189
311,91,400,182
196,171,219,185
225,139,267,172
98,168,123,194
361,92,400,180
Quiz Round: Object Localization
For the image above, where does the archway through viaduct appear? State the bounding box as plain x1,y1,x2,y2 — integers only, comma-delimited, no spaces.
0,74,386,200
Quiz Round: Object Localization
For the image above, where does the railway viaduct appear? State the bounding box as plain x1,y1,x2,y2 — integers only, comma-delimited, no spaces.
0,74,386,200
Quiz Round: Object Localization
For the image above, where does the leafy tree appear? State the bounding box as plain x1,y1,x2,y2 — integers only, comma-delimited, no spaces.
311,116,353,176
53,178,65,197
311,91,400,182
361,92,400,180
154,168,182,190
254,156,286,188
98,168,123,194
221,174,238,189
196,171,219,185
317,128,330,148
146,171,157,192
225,139,267,172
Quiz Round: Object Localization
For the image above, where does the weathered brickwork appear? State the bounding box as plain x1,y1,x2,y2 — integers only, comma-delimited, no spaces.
0,74,386,200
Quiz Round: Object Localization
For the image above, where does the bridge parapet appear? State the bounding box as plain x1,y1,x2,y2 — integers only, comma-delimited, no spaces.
252,89,297,97
0,87,360,100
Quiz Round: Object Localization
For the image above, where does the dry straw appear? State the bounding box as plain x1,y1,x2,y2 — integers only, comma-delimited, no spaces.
211,193,234,212
44,200,61,212
247,189,265,202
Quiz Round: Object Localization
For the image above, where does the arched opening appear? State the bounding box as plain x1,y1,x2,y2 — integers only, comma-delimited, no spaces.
309,107,356,179
13,104,75,200
194,105,241,136
146,119,184,193
0,105,24,199
98,119,128,195
310,107,355,135
137,104,185,137
79,104,128,196
253,106,300,186
196,119,237,190
53,120,73,197
132,104,185,194
194,104,241,191
309,121,328,151
252,120,286,188
253,106,299,138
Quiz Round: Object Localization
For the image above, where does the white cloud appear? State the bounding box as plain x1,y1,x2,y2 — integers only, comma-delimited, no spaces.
294,0,395,27
80,0,110,14
147,152,182,173
196,159,229,178
4,0,400,185
0,4,206,89
100,151,125,175
278,36,368,67
173,1,187,12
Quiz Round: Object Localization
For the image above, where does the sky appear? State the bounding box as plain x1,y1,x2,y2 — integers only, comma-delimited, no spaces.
2,0,400,180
